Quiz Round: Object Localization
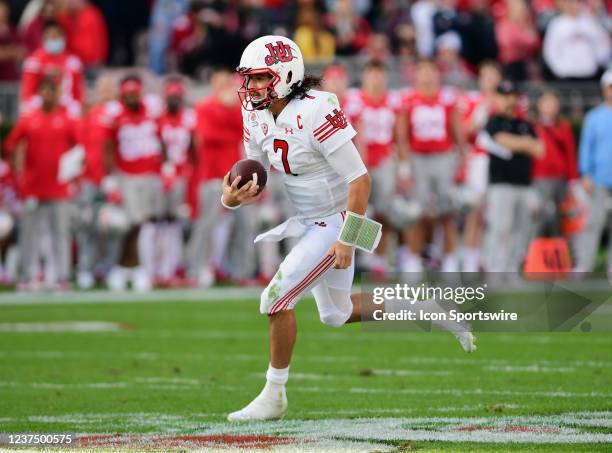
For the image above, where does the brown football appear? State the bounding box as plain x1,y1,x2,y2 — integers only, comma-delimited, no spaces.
229,159,267,195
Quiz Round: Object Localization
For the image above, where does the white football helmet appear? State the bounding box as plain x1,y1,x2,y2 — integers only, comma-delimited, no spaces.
237,35,305,110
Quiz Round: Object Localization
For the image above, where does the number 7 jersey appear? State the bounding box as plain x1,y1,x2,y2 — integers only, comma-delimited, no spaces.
243,89,357,219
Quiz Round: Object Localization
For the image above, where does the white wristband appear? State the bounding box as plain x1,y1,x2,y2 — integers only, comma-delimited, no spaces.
221,194,241,210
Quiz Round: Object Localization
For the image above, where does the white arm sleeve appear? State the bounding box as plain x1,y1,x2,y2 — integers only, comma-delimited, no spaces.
325,140,368,184
476,131,513,161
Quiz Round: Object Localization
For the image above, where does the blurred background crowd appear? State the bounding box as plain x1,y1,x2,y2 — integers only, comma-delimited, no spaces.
0,0,611,292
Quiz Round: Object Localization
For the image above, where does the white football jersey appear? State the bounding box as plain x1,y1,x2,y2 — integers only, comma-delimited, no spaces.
243,89,357,219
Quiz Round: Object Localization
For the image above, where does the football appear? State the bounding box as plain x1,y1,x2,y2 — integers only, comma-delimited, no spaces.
229,159,267,195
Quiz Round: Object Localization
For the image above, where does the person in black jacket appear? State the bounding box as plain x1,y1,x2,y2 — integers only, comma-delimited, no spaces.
477,80,544,273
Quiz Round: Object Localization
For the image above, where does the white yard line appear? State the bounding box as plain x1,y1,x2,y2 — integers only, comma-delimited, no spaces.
2,378,610,399
0,278,610,305
0,321,123,332
0,287,263,305
2,350,609,370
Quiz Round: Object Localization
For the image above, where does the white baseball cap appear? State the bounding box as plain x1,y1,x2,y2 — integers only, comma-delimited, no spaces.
601,68,612,86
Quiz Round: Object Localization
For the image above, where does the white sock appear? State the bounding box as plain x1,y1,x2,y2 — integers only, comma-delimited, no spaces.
137,222,157,277
462,247,480,273
405,251,423,273
264,363,289,393
442,253,459,272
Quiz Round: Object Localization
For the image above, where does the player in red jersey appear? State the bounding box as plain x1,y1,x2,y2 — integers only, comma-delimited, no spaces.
0,157,20,285
4,77,79,291
156,77,196,285
457,61,503,272
187,67,245,287
401,59,467,275
21,21,84,113
103,74,164,291
74,73,125,289
351,61,403,273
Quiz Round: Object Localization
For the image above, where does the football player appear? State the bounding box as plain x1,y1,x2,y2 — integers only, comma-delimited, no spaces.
222,36,475,422
102,74,164,291
157,77,195,285
5,76,79,291
401,59,467,275
351,61,404,273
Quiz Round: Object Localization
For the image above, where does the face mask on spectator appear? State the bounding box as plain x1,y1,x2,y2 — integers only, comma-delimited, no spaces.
44,38,65,55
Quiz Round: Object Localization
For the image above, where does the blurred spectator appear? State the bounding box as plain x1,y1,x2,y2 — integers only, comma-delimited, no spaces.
57,0,108,70
4,77,78,291
575,69,612,272
21,0,60,55
362,33,391,65
326,0,371,56
325,0,371,17
495,0,540,81
188,67,242,287
237,0,280,43
21,20,84,110
435,31,472,87
543,0,610,81
532,0,558,30
533,89,578,236
460,0,499,70
411,0,437,58
97,0,150,66
0,0,24,81
478,80,543,272
293,5,335,64
586,0,612,32
148,0,188,75
174,4,244,78
434,0,498,71
377,0,411,54
170,0,205,74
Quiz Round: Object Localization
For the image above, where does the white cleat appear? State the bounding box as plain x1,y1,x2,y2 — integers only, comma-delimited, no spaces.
453,331,477,353
227,386,288,422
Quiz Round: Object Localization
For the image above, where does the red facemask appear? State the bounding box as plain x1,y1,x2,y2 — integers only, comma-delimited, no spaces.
237,68,280,111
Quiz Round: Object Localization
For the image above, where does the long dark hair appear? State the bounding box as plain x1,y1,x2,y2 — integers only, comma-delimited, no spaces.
287,74,322,101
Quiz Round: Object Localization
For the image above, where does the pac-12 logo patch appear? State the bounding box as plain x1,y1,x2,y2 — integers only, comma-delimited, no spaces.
261,123,268,135
264,41,294,66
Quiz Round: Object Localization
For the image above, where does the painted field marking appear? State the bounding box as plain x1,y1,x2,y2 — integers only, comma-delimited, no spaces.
13,411,610,448
0,321,124,333
1,350,609,371
2,378,611,400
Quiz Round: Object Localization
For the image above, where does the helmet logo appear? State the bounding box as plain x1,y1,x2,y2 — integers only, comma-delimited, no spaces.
264,41,294,66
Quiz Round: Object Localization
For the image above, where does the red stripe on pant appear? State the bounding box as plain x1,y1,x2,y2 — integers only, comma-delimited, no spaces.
269,254,335,315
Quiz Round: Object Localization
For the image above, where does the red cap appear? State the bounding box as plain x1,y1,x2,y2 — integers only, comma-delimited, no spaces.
323,64,348,80
164,81,185,97
120,79,142,95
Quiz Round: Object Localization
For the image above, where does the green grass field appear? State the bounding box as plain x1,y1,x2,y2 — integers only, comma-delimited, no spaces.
0,289,611,452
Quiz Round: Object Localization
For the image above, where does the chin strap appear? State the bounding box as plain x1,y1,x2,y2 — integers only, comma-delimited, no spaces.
338,211,382,253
